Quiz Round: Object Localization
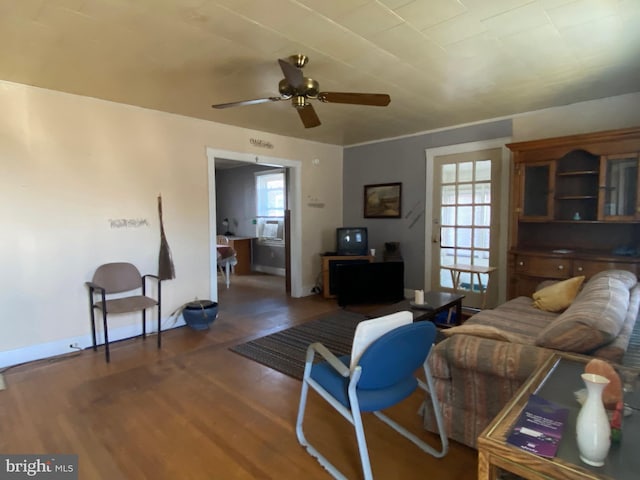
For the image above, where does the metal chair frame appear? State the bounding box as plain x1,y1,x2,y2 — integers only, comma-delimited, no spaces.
296,322,448,480
86,262,161,362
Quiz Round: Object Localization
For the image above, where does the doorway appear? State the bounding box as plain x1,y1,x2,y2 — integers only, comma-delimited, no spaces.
206,148,303,301
424,139,511,308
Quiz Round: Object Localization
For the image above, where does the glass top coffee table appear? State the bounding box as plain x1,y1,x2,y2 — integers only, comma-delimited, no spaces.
366,291,465,327
478,352,640,480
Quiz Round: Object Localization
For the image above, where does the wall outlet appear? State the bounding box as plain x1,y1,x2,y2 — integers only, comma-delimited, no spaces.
69,342,79,349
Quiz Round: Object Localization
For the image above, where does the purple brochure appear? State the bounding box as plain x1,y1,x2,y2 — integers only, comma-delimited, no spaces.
506,394,570,458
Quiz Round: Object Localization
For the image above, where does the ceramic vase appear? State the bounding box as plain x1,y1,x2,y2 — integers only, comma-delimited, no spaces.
576,373,611,467
182,300,218,331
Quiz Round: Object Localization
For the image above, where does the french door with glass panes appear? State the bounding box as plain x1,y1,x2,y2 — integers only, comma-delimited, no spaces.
430,149,502,309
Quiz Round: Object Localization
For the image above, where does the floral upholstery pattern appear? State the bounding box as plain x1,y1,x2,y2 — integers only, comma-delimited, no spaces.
423,270,640,448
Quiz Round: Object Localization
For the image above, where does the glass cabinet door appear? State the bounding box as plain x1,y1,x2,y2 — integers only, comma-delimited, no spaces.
521,161,554,219
599,154,640,221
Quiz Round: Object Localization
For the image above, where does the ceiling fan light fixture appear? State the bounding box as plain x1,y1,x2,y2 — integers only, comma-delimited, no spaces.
289,54,308,69
303,78,319,98
292,96,307,109
278,79,294,98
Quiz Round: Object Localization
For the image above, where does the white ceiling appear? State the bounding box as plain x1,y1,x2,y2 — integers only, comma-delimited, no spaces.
1,0,638,146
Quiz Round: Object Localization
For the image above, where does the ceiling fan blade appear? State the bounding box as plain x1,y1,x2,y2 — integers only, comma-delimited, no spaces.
297,104,321,128
278,58,303,89
317,92,391,106
212,97,282,109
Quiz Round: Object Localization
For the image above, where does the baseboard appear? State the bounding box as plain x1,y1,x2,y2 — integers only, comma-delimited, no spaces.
0,316,185,369
251,265,285,276
303,283,318,296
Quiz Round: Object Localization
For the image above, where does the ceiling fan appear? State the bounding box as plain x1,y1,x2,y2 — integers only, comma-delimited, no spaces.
211,54,391,128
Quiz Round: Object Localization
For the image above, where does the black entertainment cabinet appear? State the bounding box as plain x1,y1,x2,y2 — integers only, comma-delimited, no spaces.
320,254,404,306
321,255,373,298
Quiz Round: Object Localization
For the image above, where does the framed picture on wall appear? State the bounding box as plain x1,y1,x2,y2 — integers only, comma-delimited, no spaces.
364,182,402,218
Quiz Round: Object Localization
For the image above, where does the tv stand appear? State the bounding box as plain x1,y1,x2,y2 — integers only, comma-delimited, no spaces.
336,262,405,306
321,255,373,298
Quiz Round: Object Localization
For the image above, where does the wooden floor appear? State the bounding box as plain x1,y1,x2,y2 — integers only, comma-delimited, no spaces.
0,273,477,479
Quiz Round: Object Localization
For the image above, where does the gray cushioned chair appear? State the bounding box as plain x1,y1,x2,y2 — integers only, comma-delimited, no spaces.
86,262,161,362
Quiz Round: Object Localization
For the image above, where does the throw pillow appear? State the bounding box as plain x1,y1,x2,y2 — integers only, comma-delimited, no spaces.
442,324,532,344
349,310,412,371
532,275,585,312
535,277,629,353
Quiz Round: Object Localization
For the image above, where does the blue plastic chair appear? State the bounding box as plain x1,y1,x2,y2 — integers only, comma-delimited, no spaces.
296,319,448,479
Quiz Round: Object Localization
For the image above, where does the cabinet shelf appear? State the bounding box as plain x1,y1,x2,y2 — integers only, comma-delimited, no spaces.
555,195,598,200
557,170,599,176
507,127,640,298
519,219,640,224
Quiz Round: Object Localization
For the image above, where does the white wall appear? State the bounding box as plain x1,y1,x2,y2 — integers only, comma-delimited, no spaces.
512,92,640,141
2,79,636,368
0,81,342,367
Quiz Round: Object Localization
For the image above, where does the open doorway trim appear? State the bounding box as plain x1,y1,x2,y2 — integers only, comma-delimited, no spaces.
206,148,303,299
424,138,511,305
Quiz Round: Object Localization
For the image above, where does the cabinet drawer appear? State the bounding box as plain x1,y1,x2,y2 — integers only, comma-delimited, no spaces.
573,260,638,278
515,256,572,279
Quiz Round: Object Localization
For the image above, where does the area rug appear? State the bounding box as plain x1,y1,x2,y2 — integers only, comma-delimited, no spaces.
230,310,366,380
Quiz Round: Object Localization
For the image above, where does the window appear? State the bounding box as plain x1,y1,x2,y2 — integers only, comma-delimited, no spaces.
255,170,285,217
255,169,285,243
439,159,492,279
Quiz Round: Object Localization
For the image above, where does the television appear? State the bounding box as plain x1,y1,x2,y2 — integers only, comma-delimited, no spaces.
336,227,368,256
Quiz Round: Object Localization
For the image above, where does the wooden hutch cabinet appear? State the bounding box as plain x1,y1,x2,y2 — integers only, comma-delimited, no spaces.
507,127,640,298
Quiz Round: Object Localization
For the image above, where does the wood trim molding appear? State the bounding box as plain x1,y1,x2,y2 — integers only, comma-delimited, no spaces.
506,126,640,152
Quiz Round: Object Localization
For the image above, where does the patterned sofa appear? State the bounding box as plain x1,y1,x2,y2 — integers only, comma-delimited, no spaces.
422,269,640,449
